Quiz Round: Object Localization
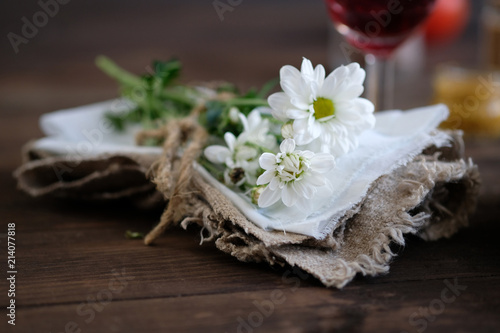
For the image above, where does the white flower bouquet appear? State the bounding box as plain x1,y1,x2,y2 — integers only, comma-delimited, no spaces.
204,58,371,210
15,56,480,287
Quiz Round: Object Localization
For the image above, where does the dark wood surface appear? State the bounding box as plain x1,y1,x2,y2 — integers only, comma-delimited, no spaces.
1,1,499,332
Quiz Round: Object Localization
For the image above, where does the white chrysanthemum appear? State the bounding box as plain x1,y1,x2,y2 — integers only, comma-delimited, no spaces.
238,108,277,152
204,109,277,186
204,131,259,186
268,58,375,156
256,139,335,208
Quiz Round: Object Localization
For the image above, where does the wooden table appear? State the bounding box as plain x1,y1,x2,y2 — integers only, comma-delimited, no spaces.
1,1,499,332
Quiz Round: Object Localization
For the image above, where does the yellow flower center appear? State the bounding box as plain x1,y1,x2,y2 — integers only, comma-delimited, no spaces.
313,97,335,120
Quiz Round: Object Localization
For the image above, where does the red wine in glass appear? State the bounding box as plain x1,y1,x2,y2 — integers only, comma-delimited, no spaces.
324,0,436,110
325,0,436,57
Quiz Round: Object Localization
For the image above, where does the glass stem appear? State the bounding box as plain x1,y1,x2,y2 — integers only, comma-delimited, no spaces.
365,54,395,111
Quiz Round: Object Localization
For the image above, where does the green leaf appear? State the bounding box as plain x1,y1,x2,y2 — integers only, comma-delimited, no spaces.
96,56,275,139
257,77,279,98
153,59,181,88
216,82,239,94
125,230,145,239
105,113,125,132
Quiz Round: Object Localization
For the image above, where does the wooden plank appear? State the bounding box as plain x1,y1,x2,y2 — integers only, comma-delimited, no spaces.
13,277,500,333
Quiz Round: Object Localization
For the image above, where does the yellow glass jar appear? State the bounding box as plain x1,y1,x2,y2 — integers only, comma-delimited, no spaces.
433,65,500,137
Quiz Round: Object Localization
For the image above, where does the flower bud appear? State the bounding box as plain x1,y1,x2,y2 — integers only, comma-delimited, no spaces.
229,107,240,124
281,123,294,139
251,185,266,205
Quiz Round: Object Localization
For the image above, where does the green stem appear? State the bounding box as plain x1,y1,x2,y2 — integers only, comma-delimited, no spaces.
96,56,143,87
145,90,154,127
198,158,224,180
161,89,196,107
226,98,269,107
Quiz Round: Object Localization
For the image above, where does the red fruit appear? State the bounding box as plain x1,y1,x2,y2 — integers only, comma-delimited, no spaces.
424,0,470,44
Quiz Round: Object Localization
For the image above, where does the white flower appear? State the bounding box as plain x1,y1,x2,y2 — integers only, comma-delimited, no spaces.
268,58,375,156
256,139,335,208
204,132,259,186
204,108,277,187
238,108,277,152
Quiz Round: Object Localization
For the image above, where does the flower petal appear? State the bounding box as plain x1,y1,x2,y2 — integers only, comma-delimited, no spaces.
351,97,375,116
238,114,249,132
330,65,349,84
269,176,281,190
294,130,316,146
300,57,315,79
281,184,298,207
282,79,312,109
268,92,290,109
204,146,230,164
280,138,296,153
245,109,262,130
236,146,258,161
314,64,326,86
268,92,292,122
319,71,338,98
336,98,375,131
259,153,276,170
301,150,314,159
281,77,301,99
310,153,335,173
300,58,326,88
224,132,236,152
346,62,365,86
292,180,315,199
258,186,281,207
335,104,363,123
280,65,301,84
286,109,310,119
293,117,310,133
256,170,275,185
307,172,327,186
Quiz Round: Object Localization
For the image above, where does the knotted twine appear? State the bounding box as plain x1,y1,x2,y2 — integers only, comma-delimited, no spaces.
140,105,208,245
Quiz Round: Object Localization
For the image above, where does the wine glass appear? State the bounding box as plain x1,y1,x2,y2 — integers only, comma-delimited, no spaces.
324,0,436,111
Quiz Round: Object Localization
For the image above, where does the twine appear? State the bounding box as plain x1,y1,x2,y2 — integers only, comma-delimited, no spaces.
141,88,251,244
143,105,207,245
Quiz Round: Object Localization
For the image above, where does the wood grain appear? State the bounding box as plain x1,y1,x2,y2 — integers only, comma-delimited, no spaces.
0,1,499,332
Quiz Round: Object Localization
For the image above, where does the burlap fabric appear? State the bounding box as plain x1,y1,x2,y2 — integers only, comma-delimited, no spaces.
15,124,480,288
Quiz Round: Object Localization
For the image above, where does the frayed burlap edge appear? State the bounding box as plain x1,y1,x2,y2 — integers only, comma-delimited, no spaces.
159,155,479,288
144,128,480,288
14,145,163,208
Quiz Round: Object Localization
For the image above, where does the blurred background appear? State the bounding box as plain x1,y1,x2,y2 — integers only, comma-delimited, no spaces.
0,0,498,168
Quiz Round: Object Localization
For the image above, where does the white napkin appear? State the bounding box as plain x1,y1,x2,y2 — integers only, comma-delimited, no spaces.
33,101,450,239
35,99,163,156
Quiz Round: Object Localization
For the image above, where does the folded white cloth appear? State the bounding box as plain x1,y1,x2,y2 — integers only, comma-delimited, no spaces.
35,99,163,156
34,101,450,239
